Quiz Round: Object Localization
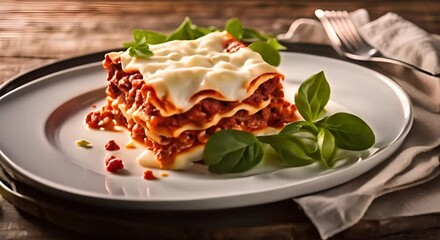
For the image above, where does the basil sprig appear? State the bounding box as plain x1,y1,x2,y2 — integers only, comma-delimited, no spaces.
123,17,217,58
123,17,284,66
225,18,286,66
203,71,375,173
165,17,218,42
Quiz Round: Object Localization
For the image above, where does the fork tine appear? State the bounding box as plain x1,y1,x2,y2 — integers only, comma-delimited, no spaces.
315,9,344,51
335,11,363,49
325,10,357,52
338,11,367,48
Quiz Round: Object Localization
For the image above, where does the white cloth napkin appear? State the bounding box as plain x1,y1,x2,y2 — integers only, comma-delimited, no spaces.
279,9,440,239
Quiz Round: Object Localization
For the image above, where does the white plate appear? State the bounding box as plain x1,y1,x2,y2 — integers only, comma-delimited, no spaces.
0,52,412,210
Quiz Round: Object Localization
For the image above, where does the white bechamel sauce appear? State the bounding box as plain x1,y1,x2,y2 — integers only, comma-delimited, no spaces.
109,31,279,116
138,145,204,169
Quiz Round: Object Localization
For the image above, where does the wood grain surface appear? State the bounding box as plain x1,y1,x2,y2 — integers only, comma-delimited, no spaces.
1,1,440,239
1,0,439,84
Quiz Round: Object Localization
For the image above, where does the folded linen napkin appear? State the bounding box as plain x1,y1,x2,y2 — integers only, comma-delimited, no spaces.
279,9,440,239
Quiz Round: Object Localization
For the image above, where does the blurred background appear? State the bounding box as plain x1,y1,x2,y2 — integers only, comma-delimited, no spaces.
1,0,439,83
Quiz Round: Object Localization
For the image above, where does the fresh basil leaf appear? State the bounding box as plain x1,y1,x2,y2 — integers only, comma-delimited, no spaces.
295,71,330,122
279,121,307,135
248,42,281,66
127,45,153,58
194,25,219,35
231,141,264,173
242,28,269,42
166,17,196,41
165,17,218,42
266,38,287,51
209,141,264,173
132,30,167,44
258,135,315,167
225,18,243,39
279,121,319,135
317,112,375,150
317,128,335,167
203,130,264,173
208,148,245,173
123,29,163,58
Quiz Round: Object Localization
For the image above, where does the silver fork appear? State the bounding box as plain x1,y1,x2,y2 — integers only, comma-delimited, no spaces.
315,9,439,77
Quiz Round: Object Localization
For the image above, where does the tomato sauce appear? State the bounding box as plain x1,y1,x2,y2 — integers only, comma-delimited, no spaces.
143,170,158,180
105,156,124,173
105,140,120,151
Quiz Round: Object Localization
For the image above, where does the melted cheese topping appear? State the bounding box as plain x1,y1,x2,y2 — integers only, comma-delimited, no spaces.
109,31,279,116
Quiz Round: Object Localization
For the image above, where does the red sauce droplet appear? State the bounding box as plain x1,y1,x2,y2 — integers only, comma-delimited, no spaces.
92,104,97,108
143,170,158,180
105,156,124,172
105,140,120,151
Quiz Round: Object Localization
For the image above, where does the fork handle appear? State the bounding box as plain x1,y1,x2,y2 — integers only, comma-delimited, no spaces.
346,52,439,77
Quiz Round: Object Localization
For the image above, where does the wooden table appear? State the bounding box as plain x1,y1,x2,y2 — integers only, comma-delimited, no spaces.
1,1,439,239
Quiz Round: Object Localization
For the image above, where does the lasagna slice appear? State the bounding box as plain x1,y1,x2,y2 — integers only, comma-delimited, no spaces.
86,31,298,169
